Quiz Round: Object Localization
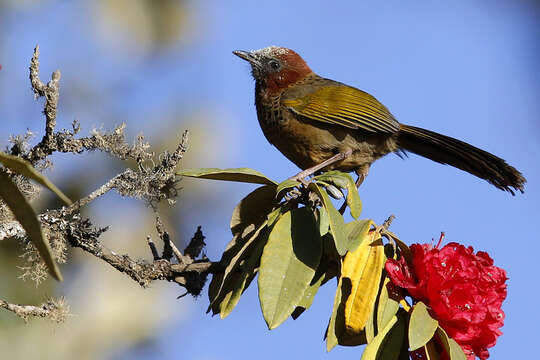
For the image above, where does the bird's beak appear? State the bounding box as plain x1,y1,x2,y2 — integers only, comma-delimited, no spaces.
233,50,262,68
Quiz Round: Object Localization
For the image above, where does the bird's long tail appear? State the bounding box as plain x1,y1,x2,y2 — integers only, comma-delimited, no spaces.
397,124,525,194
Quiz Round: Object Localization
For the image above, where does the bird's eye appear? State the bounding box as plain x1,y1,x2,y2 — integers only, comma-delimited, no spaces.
268,60,280,70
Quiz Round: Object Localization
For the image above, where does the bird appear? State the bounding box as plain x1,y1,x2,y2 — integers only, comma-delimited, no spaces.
233,46,525,195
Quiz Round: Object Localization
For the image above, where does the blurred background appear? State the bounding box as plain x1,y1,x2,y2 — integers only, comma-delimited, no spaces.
0,0,538,359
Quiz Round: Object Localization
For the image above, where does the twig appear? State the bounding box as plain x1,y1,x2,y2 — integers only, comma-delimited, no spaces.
147,236,160,261
0,297,69,323
375,214,397,243
64,173,123,215
1,299,49,319
155,213,189,264
381,215,396,230
64,216,219,290
338,199,347,215
27,45,61,162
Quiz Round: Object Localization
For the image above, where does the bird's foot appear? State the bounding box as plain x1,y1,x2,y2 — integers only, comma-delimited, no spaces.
284,188,303,201
288,173,311,186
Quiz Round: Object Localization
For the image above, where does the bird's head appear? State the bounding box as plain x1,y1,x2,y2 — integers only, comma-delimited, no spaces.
233,46,312,94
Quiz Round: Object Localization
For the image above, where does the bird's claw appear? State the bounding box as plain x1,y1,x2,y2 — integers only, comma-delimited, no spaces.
284,188,302,201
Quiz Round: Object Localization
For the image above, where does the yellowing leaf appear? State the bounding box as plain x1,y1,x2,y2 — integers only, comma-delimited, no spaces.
0,151,71,205
342,231,385,334
409,301,439,351
258,208,322,329
178,167,277,185
0,170,63,281
345,219,373,253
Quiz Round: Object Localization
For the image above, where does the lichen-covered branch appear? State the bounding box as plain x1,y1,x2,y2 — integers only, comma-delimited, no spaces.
0,45,223,315
28,45,60,155
0,220,24,241
55,213,219,291
0,297,69,323
21,46,153,165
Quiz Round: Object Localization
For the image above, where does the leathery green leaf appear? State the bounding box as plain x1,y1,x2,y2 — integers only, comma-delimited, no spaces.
267,207,282,228
258,207,322,329
409,301,439,351
207,271,224,315
314,171,361,219
375,310,408,360
210,185,276,315
436,327,467,360
292,235,339,320
230,185,276,235
219,232,268,318
361,315,398,360
275,178,301,200
314,171,351,191
366,274,401,343
361,311,407,360
208,221,267,313
309,183,348,256
317,207,330,237
0,151,71,205
178,167,277,185
326,268,343,352
291,268,324,320
376,277,400,332
345,219,373,253
344,176,361,219
423,338,442,360
0,170,62,281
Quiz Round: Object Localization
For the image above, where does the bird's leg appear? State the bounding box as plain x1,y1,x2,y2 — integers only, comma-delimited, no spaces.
354,173,366,188
290,150,353,184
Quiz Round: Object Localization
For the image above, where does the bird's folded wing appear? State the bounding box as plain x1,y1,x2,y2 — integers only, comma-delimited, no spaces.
282,85,400,133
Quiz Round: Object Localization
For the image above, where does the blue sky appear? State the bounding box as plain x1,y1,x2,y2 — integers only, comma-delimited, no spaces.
1,1,539,359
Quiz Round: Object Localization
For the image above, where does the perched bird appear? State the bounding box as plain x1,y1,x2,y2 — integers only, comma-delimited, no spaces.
233,46,525,194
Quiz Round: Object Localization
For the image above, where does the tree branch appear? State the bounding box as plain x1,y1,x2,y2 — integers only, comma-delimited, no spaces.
0,297,69,323
27,45,61,162
2,46,220,298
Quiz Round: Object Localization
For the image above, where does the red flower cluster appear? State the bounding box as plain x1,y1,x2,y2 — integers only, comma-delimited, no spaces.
385,242,507,360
